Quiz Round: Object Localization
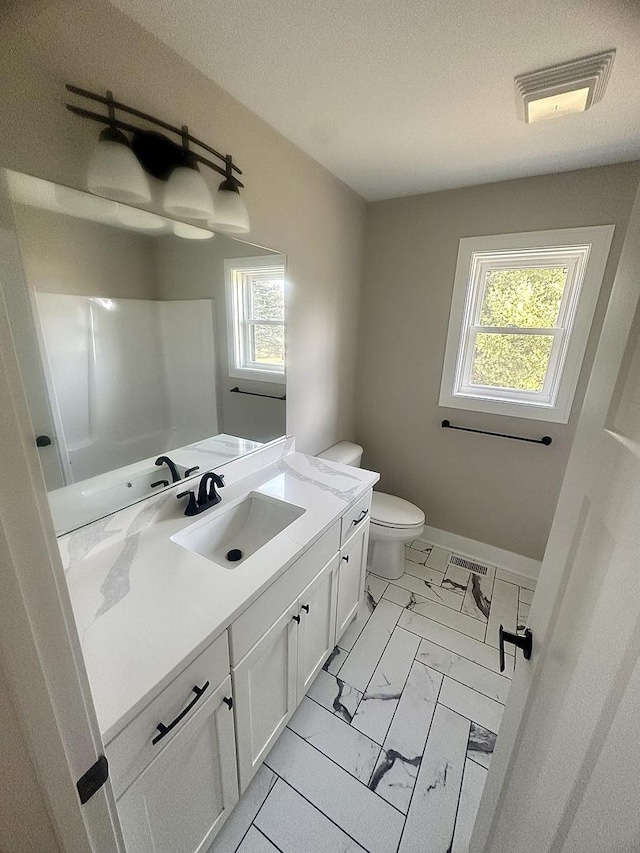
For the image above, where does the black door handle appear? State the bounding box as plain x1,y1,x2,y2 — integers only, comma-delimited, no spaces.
152,681,210,744
499,625,533,673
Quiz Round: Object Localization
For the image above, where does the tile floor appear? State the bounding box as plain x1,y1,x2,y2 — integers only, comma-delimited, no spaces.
210,542,536,853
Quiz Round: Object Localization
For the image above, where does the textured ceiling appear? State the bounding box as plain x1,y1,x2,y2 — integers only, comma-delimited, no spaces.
108,0,640,200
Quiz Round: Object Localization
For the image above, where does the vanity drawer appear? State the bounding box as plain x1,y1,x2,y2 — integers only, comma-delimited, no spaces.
341,491,372,547
229,522,340,665
106,631,230,799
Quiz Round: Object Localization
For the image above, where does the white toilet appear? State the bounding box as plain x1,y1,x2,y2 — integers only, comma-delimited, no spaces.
318,442,425,580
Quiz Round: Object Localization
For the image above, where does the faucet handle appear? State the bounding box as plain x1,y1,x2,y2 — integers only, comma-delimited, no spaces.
176,490,199,516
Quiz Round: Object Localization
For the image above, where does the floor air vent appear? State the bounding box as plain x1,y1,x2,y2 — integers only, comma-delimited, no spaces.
449,555,489,576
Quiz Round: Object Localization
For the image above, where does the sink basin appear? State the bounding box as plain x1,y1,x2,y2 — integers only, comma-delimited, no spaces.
171,492,305,568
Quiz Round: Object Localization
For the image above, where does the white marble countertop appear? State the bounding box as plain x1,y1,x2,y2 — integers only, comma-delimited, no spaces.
63,451,378,743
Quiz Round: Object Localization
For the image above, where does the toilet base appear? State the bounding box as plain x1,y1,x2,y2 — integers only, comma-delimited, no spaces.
367,538,407,580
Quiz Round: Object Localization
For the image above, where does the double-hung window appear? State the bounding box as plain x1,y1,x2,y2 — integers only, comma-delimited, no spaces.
439,226,614,422
226,255,286,383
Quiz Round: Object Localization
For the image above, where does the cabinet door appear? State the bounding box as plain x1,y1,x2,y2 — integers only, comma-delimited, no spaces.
297,554,339,699
117,677,238,853
233,600,299,792
336,521,370,640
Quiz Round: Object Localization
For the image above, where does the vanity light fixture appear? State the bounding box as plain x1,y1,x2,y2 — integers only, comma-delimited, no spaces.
173,221,215,240
66,84,249,232
515,50,616,123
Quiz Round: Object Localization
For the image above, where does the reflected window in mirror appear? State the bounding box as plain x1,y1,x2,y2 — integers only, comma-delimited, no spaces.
226,256,286,384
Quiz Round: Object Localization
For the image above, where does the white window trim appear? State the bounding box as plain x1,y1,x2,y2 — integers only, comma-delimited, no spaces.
225,255,286,385
439,226,615,423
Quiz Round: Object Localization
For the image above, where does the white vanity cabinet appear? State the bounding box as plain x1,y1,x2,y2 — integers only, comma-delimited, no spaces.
117,677,239,853
232,551,340,791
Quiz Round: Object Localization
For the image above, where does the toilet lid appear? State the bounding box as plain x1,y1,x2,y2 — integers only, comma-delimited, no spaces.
371,492,425,529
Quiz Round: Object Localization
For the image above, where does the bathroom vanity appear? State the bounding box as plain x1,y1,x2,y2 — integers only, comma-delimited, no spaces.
61,441,378,853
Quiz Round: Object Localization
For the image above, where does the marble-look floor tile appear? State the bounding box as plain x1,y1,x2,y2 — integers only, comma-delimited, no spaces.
386,574,464,611
322,645,348,676
405,546,429,565
370,661,443,813
388,586,486,641
466,722,497,770
352,627,420,744
399,704,469,853
519,587,534,606
208,764,276,853
416,638,511,704
425,546,451,573
517,601,531,634
486,579,519,649
451,759,487,853
402,560,446,587
287,697,380,783
236,827,279,853
439,678,504,735
265,729,404,853
408,538,433,553
338,599,403,692
306,670,362,723
399,610,513,676
461,573,494,622
496,568,536,591
255,779,367,853
441,563,471,594
365,574,388,608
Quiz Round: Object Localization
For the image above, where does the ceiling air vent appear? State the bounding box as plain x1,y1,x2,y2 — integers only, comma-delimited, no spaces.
449,555,489,576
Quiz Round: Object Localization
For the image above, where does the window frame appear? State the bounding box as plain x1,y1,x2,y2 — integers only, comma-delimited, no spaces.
225,255,286,385
439,226,615,423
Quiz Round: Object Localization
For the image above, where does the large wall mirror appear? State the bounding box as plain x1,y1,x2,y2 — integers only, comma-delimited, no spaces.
2,170,287,535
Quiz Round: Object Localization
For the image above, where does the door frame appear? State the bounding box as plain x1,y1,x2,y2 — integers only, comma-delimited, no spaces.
0,221,124,851
471,183,640,850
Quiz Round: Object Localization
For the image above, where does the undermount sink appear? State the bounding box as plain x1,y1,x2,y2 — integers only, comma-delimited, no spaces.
171,492,305,568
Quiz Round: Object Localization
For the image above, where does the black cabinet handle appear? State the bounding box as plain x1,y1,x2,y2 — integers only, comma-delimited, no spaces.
342,555,350,563
152,681,210,744
499,625,533,673
292,614,301,624
352,509,368,526
35,435,52,447
223,696,233,710
301,604,310,613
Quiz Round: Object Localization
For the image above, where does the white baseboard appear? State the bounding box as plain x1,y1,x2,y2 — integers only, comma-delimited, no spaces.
420,525,541,583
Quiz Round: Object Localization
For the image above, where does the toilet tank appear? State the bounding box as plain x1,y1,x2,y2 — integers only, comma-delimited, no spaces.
317,441,363,468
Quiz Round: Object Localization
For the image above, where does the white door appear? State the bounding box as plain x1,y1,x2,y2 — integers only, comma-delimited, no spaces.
336,522,369,639
297,555,339,698
472,187,640,852
117,677,238,853
233,600,299,791
0,217,123,852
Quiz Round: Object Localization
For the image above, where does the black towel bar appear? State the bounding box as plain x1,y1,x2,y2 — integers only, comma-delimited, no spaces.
230,386,286,401
441,420,552,446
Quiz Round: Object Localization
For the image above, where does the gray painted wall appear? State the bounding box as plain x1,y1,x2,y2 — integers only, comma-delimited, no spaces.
356,162,640,560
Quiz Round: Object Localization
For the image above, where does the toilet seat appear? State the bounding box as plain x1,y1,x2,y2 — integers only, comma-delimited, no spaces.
370,492,425,529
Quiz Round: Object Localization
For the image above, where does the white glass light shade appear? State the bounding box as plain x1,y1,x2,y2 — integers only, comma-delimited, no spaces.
209,180,250,233
115,204,166,232
173,221,215,240
164,165,215,219
87,129,152,204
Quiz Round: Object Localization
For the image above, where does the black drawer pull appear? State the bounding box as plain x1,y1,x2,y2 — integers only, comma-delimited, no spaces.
292,614,301,624
342,555,350,563
352,509,368,526
223,696,233,710
152,681,210,745
301,604,310,613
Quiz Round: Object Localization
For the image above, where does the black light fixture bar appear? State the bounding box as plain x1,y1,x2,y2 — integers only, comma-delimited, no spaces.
65,84,243,185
